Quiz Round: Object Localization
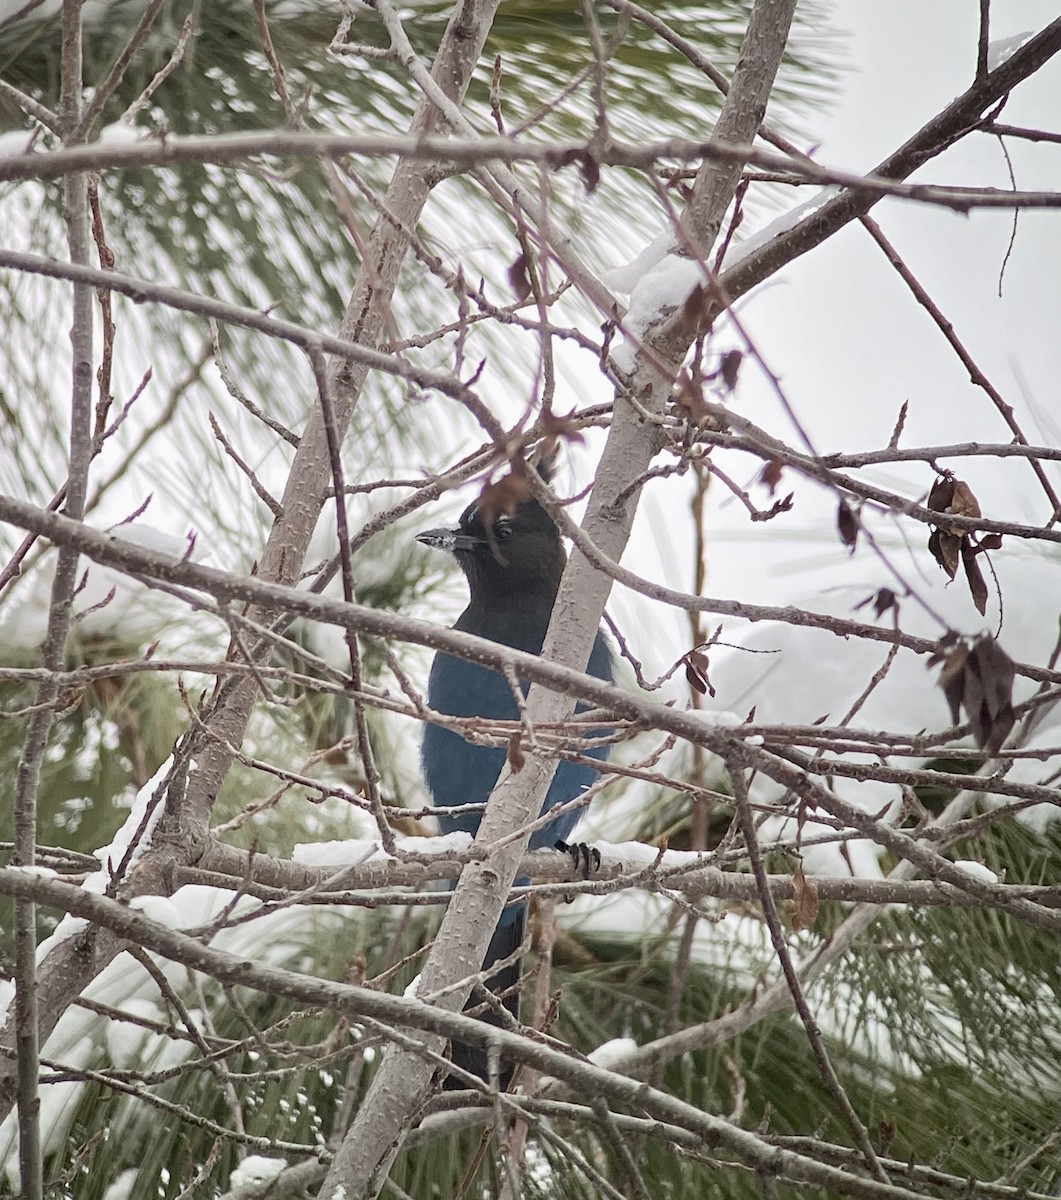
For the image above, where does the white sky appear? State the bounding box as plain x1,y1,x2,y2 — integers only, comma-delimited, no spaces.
613,1,1061,690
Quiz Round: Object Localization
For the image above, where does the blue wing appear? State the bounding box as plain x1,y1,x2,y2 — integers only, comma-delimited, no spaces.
422,631,613,848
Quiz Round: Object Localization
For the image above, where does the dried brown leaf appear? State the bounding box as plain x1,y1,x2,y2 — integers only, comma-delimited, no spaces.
760,457,784,495
928,475,955,512
926,630,960,669
961,540,989,615
949,479,982,520
507,732,525,774
964,635,1016,754
936,635,1016,753
683,649,715,698
508,252,532,301
685,662,707,696
719,349,742,392
854,587,898,619
929,474,981,536
553,147,600,192
687,649,711,674
928,529,962,579
938,642,970,725
682,283,708,329
674,371,711,427
872,588,897,618
539,408,585,449
578,151,601,193
791,863,820,932
837,500,859,553
478,470,531,526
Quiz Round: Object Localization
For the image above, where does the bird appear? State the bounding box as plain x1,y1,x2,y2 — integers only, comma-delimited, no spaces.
417,463,613,1087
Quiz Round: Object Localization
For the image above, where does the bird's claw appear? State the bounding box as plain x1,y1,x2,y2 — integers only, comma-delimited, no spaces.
555,839,601,878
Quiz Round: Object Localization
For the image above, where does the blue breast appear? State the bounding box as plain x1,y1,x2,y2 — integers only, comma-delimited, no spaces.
422,631,613,849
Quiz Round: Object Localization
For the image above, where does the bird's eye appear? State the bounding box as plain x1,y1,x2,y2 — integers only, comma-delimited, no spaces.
494,521,513,542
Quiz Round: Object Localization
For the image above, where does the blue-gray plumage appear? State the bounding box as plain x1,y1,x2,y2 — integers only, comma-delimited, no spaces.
418,478,612,1086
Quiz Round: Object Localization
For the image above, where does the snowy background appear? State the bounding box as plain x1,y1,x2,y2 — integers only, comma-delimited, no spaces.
1,1,1060,1192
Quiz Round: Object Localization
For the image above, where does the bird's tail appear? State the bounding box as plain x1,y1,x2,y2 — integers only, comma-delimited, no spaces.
445,902,526,1089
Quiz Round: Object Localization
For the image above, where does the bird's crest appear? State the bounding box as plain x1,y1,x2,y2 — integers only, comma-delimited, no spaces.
528,439,560,485
474,443,557,538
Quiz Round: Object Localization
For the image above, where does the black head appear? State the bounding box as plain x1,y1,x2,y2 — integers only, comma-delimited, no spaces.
417,491,566,606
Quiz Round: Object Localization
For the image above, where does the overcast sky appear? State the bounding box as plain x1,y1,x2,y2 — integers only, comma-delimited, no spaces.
722,1,1059,580
610,1,1061,693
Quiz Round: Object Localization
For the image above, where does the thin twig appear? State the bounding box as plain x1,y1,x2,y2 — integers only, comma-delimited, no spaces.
11,4,94,1193
123,13,195,123
0,79,59,132
75,0,167,138
731,759,889,1182
976,0,991,82
0,115,1059,215
308,345,394,854
208,412,283,518
859,214,1061,524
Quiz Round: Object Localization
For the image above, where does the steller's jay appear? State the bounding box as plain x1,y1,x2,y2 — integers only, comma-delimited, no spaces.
417,466,612,1087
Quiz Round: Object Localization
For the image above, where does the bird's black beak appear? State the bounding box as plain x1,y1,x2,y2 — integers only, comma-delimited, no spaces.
416,526,483,554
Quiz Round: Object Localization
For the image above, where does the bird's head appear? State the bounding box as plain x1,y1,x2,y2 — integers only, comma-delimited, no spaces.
417,470,567,605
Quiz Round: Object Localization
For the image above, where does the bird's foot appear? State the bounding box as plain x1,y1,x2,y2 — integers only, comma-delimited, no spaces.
555,839,601,878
